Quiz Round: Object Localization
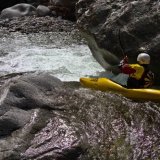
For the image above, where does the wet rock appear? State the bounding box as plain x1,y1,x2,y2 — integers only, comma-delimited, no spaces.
76,0,160,84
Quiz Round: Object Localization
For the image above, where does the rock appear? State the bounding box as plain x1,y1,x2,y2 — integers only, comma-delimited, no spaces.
0,108,30,137
22,116,84,159
0,73,160,159
0,108,52,159
76,0,160,84
0,1,50,11
36,5,51,16
0,3,36,19
0,73,86,159
49,0,78,20
0,0,78,20
0,15,77,33
0,73,64,110
0,72,64,137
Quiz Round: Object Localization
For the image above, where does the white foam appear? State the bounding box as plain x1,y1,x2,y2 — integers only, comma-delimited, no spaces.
0,32,104,81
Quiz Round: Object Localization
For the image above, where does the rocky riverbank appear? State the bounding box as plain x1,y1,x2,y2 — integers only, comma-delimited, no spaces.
0,15,80,35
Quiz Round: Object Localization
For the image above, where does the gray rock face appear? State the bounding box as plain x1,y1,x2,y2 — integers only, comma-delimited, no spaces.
76,0,160,84
0,73,63,110
0,108,30,136
0,73,85,159
0,73,64,137
0,3,36,19
36,5,51,16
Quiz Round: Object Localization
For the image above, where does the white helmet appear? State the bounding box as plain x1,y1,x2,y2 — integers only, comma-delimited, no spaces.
137,53,150,64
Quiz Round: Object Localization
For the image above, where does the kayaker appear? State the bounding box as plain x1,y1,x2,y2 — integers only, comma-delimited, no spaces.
119,53,154,88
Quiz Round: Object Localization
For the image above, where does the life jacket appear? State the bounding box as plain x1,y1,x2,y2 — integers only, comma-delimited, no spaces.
139,65,154,88
127,64,154,88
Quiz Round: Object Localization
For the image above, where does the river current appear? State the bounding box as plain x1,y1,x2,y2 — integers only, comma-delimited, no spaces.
0,31,104,81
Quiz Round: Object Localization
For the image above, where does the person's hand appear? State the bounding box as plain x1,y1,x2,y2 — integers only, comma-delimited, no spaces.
119,56,128,66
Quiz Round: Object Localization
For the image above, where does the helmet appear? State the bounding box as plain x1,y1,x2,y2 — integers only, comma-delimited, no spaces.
137,53,150,64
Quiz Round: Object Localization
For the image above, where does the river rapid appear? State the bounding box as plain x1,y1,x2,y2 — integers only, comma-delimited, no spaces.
0,31,104,81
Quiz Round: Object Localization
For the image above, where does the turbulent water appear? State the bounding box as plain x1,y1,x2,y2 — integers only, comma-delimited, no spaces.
0,31,104,81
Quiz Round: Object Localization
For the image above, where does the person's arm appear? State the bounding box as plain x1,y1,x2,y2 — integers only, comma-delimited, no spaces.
119,56,136,74
121,64,136,74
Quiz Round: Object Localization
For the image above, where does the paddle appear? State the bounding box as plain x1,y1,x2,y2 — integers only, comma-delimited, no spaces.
106,28,128,74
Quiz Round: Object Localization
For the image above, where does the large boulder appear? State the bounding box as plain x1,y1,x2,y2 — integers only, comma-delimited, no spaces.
0,73,64,137
0,73,63,110
0,3,36,19
0,0,41,11
76,0,160,84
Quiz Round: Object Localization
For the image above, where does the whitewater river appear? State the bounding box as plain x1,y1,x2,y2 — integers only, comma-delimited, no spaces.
0,31,105,81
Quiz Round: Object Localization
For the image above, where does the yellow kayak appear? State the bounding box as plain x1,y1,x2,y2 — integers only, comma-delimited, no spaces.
80,77,160,102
